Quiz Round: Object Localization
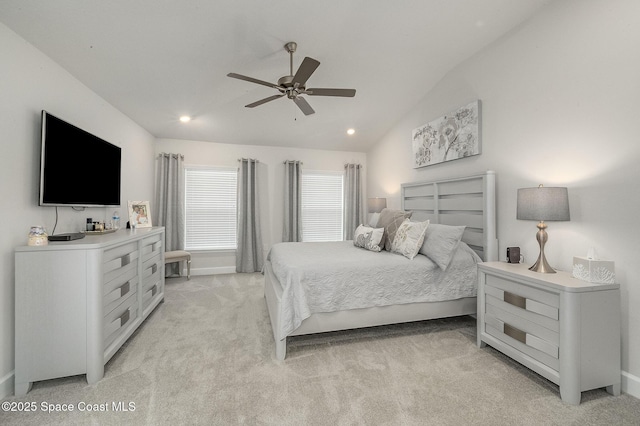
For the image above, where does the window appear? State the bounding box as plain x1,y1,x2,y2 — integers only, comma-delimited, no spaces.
301,170,344,242
184,166,237,250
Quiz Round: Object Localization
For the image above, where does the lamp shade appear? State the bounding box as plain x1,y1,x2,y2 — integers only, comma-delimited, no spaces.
517,186,570,221
367,198,387,213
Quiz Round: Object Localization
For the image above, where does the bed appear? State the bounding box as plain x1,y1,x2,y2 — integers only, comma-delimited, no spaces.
264,171,498,360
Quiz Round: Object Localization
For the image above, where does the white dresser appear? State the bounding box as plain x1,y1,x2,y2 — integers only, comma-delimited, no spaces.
14,227,165,396
477,261,621,405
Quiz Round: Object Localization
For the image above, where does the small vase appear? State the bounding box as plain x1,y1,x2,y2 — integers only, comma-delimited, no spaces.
28,225,48,246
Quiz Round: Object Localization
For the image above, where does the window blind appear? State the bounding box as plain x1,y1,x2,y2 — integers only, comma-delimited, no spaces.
184,166,237,250
301,170,344,242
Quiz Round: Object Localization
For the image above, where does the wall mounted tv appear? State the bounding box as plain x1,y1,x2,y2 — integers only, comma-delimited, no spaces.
39,110,122,207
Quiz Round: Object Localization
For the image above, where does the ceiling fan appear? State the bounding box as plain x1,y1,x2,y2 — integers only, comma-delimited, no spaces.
227,42,356,116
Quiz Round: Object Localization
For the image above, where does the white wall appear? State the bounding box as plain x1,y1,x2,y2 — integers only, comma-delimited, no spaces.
367,0,640,395
155,138,366,274
0,23,156,398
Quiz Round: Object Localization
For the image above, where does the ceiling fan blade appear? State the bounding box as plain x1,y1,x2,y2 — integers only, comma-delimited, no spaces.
245,94,285,108
227,73,280,89
293,96,315,115
292,57,320,87
306,88,356,97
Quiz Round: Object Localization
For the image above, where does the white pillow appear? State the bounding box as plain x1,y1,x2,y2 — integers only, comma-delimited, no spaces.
353,225,384,252
419,223,466,270
390,219,429,260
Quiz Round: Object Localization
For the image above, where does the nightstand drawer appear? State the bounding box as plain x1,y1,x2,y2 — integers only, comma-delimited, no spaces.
485,275,559,320
485,317,559,371
485,291,559,332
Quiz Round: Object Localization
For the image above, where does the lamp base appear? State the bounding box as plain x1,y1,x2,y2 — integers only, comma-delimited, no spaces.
529,252,556,273
529,221,557,273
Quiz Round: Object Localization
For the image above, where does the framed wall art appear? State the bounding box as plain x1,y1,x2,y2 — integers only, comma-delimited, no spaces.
412,100,481,168
127,200,152,228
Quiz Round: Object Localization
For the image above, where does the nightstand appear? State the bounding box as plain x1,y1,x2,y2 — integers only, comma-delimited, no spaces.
477,261,621,405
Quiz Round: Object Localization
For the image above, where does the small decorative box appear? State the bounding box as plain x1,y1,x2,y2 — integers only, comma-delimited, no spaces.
572,256,615,284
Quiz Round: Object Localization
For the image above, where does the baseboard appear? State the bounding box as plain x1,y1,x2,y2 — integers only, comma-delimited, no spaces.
191,266,237,276
0,370,14,399
622,370,640,399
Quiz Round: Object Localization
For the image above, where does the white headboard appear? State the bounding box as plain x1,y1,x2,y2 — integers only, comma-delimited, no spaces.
401,171,498,261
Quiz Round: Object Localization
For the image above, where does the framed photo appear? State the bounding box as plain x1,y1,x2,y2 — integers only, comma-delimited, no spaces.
412,100,481,168
127,201,152,228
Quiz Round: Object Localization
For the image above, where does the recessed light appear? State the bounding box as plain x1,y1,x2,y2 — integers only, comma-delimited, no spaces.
179,116,191,123
347,128,355,135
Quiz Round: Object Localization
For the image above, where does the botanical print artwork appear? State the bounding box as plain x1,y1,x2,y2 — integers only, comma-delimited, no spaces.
412,100,481,168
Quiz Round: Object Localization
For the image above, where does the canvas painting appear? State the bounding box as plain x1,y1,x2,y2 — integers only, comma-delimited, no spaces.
128,200,152,228
412,100,481,168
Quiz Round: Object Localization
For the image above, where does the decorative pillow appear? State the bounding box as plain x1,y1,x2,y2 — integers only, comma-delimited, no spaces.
391,219,430,260
419,224,466,270
353,225,384,252
376,208,413,251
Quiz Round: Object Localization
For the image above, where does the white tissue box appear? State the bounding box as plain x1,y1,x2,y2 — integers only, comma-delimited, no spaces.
572,256,615,284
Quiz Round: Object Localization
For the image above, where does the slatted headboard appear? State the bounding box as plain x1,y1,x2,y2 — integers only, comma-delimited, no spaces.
401,171,498,261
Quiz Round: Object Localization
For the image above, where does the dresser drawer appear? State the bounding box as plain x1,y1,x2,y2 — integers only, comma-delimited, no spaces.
140,234,163,263
103,242,139,283
142,281,161,311
142,256,162,288
104,291,138,349
103,265,138,315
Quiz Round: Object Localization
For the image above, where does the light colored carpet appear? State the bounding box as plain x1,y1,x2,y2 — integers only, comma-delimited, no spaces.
2,273,639,425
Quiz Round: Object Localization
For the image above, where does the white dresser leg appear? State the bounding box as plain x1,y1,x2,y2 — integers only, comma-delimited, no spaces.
606,383,621,396
14,381,32,397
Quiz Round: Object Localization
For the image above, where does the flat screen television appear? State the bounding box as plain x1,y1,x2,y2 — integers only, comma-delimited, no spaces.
39,110,122,207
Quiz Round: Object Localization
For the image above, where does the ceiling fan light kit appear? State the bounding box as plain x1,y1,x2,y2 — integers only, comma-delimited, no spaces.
228,41,356,116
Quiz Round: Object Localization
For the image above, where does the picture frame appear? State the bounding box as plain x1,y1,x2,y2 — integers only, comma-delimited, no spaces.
127,200,152,228
412,100,481,168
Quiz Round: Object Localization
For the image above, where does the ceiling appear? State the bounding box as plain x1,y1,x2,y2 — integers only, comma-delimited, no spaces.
0,0,552,152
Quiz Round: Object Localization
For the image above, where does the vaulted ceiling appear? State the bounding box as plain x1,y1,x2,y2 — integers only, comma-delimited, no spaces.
0,0,552,151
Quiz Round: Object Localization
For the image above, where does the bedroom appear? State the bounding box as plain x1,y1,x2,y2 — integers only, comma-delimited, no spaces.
1,0,639,423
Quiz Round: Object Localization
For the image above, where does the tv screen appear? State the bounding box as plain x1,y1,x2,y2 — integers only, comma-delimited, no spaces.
39,111,122,207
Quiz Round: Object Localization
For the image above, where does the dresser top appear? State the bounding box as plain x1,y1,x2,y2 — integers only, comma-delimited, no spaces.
479,261,619,293
16,226,164,252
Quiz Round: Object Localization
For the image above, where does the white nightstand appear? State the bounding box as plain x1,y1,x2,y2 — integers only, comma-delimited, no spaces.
477,261,621,405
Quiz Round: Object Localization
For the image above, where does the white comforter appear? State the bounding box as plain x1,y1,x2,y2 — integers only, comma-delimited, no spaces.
266,240,481,339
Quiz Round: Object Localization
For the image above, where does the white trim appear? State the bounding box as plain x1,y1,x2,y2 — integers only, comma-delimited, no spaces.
622,370,640,399
192,266,237,276
0,370,14,399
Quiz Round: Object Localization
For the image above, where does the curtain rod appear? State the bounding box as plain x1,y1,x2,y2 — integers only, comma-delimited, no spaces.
283,160,303,164
237,158,259,163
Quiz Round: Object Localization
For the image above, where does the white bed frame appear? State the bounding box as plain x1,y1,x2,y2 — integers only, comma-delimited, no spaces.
264,171,498,360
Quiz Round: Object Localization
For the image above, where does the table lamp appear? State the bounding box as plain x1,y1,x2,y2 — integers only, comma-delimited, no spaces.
516,185,570,273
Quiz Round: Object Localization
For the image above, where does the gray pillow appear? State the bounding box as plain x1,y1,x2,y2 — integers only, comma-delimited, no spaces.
376,208,413,251
419,224,466,270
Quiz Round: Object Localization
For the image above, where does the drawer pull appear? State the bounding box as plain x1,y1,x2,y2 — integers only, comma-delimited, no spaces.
121,254,132,267
504,323,526,344
120,281,130,297
504,291,526,309
119,308,130,326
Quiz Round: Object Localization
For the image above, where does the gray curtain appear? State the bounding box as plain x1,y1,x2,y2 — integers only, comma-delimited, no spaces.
154,153,185,276
283,160,302,242
343,163,364,240
236,158,264,273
